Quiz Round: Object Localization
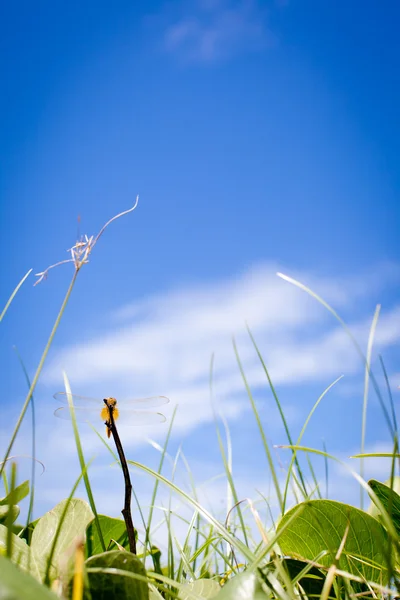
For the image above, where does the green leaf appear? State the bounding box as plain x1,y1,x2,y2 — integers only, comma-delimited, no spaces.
86,515,129,557
368,478,400,534
0,480,30,505
0,524,43,580
85,550,149,600
0,554,59,600
30,498,94,582
277,499,389,584
0,504,20,524
216,572,267,599
178,579,221,599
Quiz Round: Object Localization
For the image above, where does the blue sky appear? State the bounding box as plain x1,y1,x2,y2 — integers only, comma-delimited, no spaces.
1,0,400,547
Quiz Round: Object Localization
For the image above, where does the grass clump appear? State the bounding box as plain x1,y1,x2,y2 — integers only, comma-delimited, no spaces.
1,205,399,600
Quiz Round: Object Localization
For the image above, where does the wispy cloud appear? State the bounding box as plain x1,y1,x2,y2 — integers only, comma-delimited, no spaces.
159,0,275,64
41,262,400,443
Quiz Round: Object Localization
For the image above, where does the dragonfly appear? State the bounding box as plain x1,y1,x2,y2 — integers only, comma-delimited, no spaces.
53,392,169,438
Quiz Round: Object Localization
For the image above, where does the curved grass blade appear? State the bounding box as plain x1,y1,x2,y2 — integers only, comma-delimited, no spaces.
62,372,106,552
360,304,380,509
0,271,79,480
246,323,308,498
233,338,284,514
143,404,178,570
0,269,32,322
282,375,343,512
277,272,395,438
13,347,36,544
210,352,249,548
43,458,93,586
128,459,255,562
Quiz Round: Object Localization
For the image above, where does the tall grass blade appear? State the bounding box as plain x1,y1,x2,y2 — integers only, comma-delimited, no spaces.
0,269,32,322
246,324,308,497
6,462,17,559
62,372,105,552
44,458,93,586
233,337,284,513
360,304,380,509
13,347,36,541
210,353,249,548
143,404,178,568
282,375,343,511
128,459,255,562
277,272,394,438
0,271,78,479
379,354,398,437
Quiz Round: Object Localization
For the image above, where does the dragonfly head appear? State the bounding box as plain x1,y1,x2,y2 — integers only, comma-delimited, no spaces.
103,397,117,409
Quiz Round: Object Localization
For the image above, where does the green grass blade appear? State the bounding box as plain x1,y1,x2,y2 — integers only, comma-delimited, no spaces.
6,463,17,559
210,353,250,548
323,439,329,498
233,337,284,513
379,354,398,437
246,323,308,497
360,304,380,509
143,404,178,569
277,272,395,438
0,269,32,322
62,372,105,552
13,347,36,541
128,459,255,562
43,458,93,586
0,271,78,479
282,375,343,512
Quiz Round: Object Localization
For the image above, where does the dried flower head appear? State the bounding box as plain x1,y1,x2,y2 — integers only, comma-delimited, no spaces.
34,196,139,285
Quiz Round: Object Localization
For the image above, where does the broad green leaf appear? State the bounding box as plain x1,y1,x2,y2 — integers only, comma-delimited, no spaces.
0,554,59,600
31,498,94,582
86,515,129,557
0,524,43,580
0,504,20,524
368,478,400,533
85,550,149,600
277,499,389,583
216,572,267,599
178,579,220,599
0,480,30,505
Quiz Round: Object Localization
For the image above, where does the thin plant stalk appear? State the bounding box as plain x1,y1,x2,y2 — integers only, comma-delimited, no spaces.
104,398,137,554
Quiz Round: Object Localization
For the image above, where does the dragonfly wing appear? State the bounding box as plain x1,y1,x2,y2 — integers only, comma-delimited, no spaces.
54,406,104,423
116,410,167,426
121,396,170,408
53,392,101,406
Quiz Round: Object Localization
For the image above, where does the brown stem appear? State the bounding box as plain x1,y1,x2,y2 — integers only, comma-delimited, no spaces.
104,399,137,554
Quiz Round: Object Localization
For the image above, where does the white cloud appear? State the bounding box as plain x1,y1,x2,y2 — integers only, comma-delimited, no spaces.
160,0,274,63
41,262,400,445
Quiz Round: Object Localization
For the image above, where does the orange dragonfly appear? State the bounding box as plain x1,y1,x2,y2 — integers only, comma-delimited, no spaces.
53,392,169,438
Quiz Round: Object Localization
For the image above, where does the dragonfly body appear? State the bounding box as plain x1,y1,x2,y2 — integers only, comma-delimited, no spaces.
53,392,168,437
